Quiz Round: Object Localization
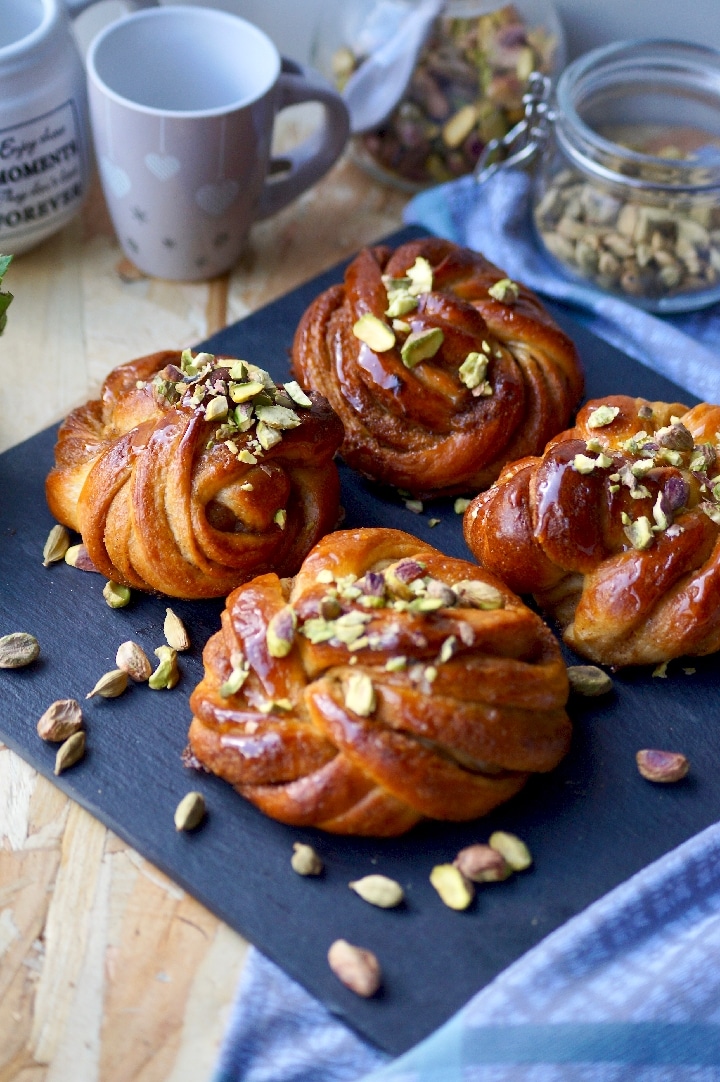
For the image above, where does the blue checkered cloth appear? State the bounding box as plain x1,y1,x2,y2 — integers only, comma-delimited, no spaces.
212,170,720,1082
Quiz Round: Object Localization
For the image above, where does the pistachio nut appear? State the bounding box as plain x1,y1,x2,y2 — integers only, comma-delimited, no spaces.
343,672,376,717
454,843,511,883
42,523,70,567
37,699,83,742
64,543,98,572
0,631,40,669
400,327,444,369
453,579,504,610
103,581,131,609
352,313,395,353
349,874,404,908
488,278,519,304
164,608,190,652
283,381,313,408
266,606,297,658
327,939,382,997
488,831,532,871
86,669,129,699
567,665,613,697
291,842,324,876
429,863,474,910
54,731,86,775
636,748,690,783
149,646,179,690
116,640,153,682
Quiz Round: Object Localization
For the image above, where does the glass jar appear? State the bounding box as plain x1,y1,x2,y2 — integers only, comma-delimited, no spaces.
314,0,565,192
529,40,720,313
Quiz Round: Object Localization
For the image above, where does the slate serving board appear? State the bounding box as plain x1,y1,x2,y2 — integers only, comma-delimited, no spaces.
1,228,718,1057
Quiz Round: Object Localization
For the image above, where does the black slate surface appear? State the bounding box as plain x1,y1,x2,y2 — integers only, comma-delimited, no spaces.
1,228,718,1057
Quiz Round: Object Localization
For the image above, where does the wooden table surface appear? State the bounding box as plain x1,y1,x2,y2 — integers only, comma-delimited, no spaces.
0,138,407,1081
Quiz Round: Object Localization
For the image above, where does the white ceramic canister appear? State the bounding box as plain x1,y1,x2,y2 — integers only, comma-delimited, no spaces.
0,0,93,254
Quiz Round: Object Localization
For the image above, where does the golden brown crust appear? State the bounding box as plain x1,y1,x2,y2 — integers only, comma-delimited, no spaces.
464,393,720,667
291,238,583,498
46,351,344,598
188,527,572,836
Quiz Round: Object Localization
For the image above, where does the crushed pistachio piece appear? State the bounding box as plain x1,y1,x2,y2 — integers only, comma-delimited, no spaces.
385,656,407,672
454,579,504,610
353,313,395,352
624,516,654,550
316,568,335,584
266,606,297,657
282,381,312,408
149,646,179,690
258,698,293,714
274,509,287,530
228,379,265,403
401,327,444,369
238,449,257,465
385,291,418,318
438,636,457,664
404,499,424,513
458,352,488,390
344,672,376,717
103,581,131,609
428,518,441,527
587,404,620,428
488,278,519,304
585,437,603,453
652,492,669,532
220,653,250,698
204,396,228,422
454,498,471,514
392,318,412,334
572,453,600,474
406,256,433,296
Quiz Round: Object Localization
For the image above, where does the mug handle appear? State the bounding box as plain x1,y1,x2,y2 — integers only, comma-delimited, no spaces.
257,59,350,221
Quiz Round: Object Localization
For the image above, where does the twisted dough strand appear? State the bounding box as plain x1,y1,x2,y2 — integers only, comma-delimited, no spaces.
188,528,571,836
292,238,583,498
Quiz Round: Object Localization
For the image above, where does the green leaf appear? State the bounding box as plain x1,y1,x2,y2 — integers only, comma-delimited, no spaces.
0,254,13,335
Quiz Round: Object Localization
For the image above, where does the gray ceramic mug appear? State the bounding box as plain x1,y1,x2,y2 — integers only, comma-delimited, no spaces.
86,5,350,280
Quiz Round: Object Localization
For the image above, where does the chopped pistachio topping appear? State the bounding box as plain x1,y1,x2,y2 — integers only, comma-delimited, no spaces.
256,420,283,451
404,499,424,513
204,396,229,422
406,256,433,296
353,313,395,352
585,437,603,453
454,497,471,514
283,381,312,408
652,492,669,532
220,653,250,698
266,606,297,658
228,379,265,403
392,318,411,335
385,291,418,318
572,453,600,474
624,515,654,550
458,352,488,390
344,672,376,717
488,278,519,304
274,509,287,530
258,698,293,714
238,449,257,465
587,404,620,428
454,579,504,610
385,656,407,672
400,327,444,369
255,405,301,430
316,568,335,584
438,636,457,664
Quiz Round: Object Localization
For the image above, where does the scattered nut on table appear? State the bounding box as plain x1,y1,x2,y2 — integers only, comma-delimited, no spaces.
454,844,511,883
37,698,83,742
567,665,614,697
327,939,382,997
636,749,690,783
291,843,323,876
349,874,404,909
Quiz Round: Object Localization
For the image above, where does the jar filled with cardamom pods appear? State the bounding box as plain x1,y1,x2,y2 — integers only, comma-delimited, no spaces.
530,40,720,312
315,0,565,191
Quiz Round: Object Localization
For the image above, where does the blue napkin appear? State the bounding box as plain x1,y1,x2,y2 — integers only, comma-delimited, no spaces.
212,170,720,1082
215,821,720,1082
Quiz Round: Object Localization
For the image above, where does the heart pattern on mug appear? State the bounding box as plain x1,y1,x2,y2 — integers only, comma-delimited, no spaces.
195,180,240,217
100,156,131,199
145,153,181,181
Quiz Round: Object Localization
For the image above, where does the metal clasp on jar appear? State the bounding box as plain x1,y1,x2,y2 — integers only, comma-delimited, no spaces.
474,72,553,183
